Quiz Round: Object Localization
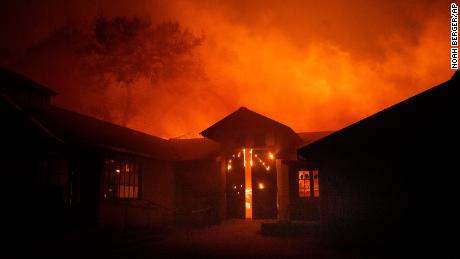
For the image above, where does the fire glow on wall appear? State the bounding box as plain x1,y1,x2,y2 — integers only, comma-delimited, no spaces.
227,149,274,219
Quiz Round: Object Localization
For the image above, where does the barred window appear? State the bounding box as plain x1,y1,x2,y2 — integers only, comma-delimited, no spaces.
103,159,140,200
298,170,311,198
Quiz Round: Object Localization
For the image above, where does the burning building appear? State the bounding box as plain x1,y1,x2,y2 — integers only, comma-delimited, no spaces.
199,107,330,221
0,68,330,235
3,66,455,254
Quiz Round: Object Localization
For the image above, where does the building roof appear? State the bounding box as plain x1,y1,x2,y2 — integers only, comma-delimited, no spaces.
1,93,64,152
201,107,301,148
0,68,58,96
298,71,459,158
297,131,333,146
0,69,177,160
34,106,176,160
169,138,220,161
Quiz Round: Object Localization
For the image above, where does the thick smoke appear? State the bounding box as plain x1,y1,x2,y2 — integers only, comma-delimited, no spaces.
0,0,455,138
2,15,204,128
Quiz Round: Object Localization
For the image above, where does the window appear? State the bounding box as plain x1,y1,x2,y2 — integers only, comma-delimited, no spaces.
103,159,140,200
298,170,311,197
313,170,320,197
298,170,320,198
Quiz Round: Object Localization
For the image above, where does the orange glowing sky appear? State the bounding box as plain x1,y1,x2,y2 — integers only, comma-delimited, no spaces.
0,0,455,138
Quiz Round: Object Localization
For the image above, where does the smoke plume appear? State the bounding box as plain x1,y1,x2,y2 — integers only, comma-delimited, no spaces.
0,0,454,138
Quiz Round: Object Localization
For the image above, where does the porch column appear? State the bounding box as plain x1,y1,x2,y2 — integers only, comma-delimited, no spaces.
244,148,252,219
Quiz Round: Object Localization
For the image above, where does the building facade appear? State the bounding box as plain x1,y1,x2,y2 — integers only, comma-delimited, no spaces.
297,71,458,250
1,69,175,234
1,68,331,234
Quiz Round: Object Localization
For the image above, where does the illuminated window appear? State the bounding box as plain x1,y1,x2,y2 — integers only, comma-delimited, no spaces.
313,170,320,197
103,159,140,200
298,170,311,197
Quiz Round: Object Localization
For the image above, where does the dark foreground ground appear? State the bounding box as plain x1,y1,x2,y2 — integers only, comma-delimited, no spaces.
7,220,406,258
